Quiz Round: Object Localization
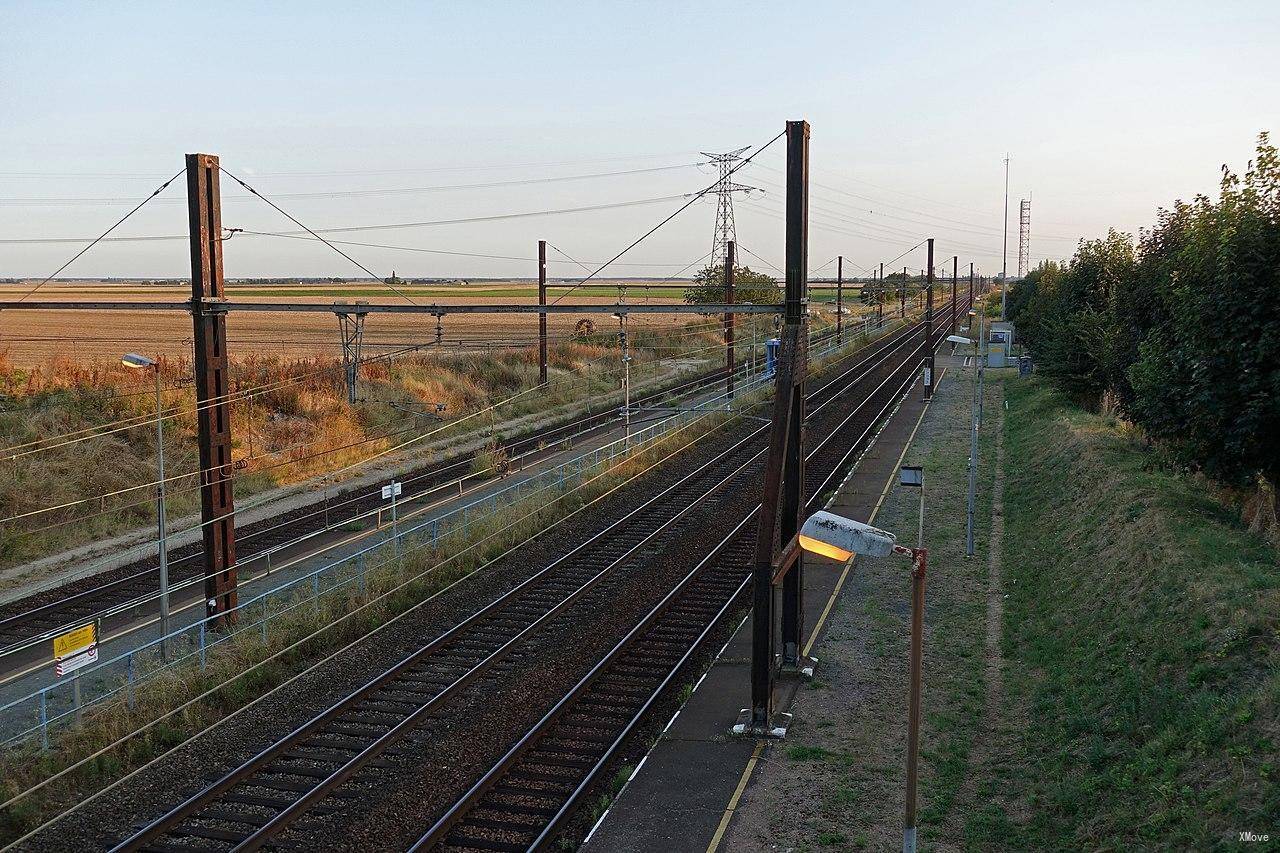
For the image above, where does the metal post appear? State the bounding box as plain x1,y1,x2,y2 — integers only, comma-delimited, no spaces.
924,240,934,399
779,120,809,675
127,652,136,709
187,153,238,627
969,262,974,307
951,256,958,332
391,480,400,559
835,255,843,343
336,305,367,405
965,342,980,558
903,545,927,853
978,308,988,426
154,365,169,659
745,120,810,738
725,240,736,403
877,264,883,326
538,240,548,386
619,314,631,447
1001,155,1010,319
901,267,907,317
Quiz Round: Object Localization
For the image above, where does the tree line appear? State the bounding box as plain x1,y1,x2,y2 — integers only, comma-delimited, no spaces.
1008,134,1279,489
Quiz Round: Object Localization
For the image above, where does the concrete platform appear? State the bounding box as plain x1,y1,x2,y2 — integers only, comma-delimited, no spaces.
582,369,946,853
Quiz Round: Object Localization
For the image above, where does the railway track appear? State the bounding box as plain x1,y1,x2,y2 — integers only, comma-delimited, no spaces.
0,332,845,658
416,304,965,853
108,303,963,853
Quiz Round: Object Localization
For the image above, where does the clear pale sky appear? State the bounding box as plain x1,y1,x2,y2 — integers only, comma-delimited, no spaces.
2,0,1277,281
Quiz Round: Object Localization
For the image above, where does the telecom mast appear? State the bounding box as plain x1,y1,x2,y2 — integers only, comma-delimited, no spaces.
1017,198,1031,279
701,146,759,268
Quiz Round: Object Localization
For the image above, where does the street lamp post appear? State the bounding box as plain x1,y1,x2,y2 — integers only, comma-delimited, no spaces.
122,353,169,658
798,466,929,853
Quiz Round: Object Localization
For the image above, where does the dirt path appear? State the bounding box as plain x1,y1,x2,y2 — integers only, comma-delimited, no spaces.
946,386,1027,839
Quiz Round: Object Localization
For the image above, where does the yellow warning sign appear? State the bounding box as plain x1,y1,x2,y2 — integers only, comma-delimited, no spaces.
53,623,97,660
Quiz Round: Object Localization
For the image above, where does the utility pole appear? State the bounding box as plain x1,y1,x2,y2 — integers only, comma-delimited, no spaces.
924,240,934,399
725,240,736,403
969,262,974,307
901,267,907,317
876,264,883,326
1001,155,1010,319
742,119,809,738
779,119,809,679
538,240,548,386
186,153,237,626
951,255,958,333
836,255,843,344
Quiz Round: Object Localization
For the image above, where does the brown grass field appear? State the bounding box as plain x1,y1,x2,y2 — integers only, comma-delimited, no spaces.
0,280,693,366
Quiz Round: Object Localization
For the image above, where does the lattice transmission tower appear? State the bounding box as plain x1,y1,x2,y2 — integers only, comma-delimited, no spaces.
701,146,759,268
1017,198,1031,279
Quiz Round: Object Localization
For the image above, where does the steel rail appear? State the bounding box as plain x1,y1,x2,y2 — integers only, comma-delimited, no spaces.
416,511,758,853
0,331,810,660
1,313,854,645
0,311,883,667
413,301,967,851
109,429,767,852
107,311,933,852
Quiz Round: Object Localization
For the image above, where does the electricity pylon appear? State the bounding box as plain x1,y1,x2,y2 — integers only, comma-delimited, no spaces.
702,146,759,268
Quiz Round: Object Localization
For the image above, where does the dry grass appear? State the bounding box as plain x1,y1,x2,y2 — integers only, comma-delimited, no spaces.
0,280,690,364
0,399,742,844
0,308,755,571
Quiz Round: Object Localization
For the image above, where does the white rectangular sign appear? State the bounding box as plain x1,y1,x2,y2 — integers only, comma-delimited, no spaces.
381,482,403,500
55,645,98,677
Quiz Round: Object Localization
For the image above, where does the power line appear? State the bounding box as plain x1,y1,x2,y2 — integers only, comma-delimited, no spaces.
0,194,694,245
235,231,700,267
0,151,702,180
0,162,709,207
12,170,183,303
735,243,783,274
219,166,421,305
550,130,787,305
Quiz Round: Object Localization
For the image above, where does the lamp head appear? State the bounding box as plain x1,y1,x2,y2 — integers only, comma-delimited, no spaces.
121,353,156,369
798,511,898,561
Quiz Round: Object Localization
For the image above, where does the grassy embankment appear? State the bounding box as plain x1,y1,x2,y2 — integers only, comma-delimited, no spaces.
0,314,789,573
969,379,1279,850
760,366,1276,851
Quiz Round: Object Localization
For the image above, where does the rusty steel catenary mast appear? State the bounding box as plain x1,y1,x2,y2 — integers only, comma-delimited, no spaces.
740,119,809,738
186,154,238,626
